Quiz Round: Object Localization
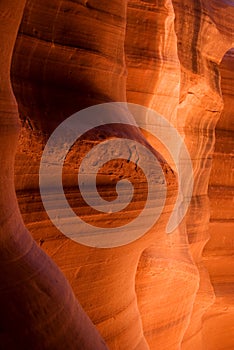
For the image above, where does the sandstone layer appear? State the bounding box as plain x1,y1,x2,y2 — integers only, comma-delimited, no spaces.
0,0,233,349
202,48,234,350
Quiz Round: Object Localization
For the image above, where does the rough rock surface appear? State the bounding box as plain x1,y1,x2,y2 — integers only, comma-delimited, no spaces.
0,0,233,349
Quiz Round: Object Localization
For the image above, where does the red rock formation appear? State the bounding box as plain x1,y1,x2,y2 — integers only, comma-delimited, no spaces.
125,2,199,348
203,48,234,350
0,2,108,349
0,0,233,349
171,2,233,348
12,2,177,349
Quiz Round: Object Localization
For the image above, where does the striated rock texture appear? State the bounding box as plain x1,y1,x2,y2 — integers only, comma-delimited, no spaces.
0,0,233,349
0,2,108,349
126,0,234,348
202,48,234,350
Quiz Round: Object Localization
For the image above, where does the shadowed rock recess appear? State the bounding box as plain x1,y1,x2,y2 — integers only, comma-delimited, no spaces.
0,0,233,349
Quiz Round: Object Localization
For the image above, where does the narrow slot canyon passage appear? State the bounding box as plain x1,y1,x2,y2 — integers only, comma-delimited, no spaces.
0,1,233,349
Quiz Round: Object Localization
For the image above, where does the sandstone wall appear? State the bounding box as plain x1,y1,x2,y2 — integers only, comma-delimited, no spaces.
0,0,233,349
202,48,234,350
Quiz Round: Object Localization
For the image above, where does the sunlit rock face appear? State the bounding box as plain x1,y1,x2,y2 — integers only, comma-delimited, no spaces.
202,48,234,350
0,0,233,349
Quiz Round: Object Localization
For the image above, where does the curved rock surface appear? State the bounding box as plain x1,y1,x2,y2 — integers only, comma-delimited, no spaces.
203,48,234,350
0,1,108,349
0,0,233,349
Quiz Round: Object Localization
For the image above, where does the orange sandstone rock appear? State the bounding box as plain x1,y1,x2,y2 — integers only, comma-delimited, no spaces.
0,0,232,349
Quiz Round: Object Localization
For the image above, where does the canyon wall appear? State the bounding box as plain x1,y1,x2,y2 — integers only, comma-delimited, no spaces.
203,47,234,350
0,0,233,349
